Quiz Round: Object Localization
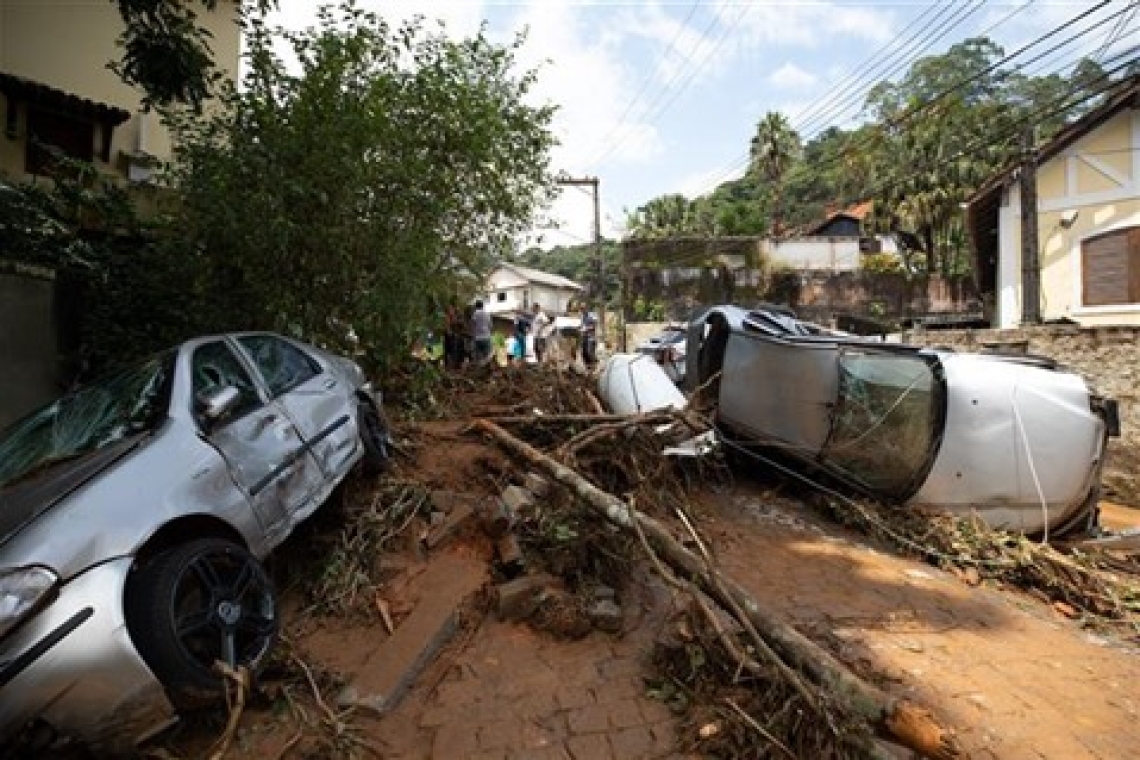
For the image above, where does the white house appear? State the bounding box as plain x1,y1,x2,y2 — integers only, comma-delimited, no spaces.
769,201,898,273
484,263,584,316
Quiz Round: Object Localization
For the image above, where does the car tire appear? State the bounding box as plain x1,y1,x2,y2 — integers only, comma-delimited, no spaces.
358,400,392,474
126,538,278,709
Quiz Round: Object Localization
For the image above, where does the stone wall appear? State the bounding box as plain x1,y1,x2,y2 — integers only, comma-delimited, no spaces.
902,324,1139,445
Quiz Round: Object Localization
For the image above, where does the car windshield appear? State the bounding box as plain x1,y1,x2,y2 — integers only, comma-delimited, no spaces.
821,352,943,498
0,352,176,489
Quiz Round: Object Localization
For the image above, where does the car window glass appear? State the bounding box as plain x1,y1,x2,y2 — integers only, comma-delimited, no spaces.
191,342,261,420
822,353,938,496
238,336,322,397
0,352,175,489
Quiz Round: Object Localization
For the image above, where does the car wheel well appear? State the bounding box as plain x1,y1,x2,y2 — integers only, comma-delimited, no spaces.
133,516,249,569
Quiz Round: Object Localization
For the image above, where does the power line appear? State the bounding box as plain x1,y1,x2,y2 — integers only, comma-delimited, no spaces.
689,0,1126,202
583,3,724,170
796,0,986,138
627,52,1137,258
787,0,945,135
687,0,1002,199
587,2,758,171
1094,0,1140,62
584,1,700,166
797,0,1126,186
835,48,1139,214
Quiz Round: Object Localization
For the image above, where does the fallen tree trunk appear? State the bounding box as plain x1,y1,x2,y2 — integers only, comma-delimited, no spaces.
475,418,959,760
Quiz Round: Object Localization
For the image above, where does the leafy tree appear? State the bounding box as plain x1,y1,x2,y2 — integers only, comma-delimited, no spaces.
748,111,801,235
162,2,557,369
111,0,278,110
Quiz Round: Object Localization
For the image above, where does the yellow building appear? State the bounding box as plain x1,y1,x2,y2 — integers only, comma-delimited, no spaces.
968,76,1140,328
0,0,240,183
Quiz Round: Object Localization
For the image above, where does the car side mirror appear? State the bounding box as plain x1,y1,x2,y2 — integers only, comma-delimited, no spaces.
198,385,241,429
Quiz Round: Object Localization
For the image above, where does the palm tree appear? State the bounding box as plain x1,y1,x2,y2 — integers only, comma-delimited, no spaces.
749,111,801,235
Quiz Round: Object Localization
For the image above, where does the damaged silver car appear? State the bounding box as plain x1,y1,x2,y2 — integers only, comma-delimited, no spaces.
687,305,1118,537
0,334,391,751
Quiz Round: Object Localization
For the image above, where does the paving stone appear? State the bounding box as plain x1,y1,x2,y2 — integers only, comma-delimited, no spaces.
608,726,654,758
432,723,480,757
479,720,517,751
423,502,477,549
339,552,486,715
567,703,611,734
555,682,596,711
605,698,644,730
567,733,612,760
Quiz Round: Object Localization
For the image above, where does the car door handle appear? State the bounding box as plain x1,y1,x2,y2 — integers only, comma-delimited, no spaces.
322,378,337,390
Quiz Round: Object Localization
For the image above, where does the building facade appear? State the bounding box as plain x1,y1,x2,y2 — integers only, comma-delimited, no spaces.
0,0,241,183
484,263,584,317
969,77,1140,328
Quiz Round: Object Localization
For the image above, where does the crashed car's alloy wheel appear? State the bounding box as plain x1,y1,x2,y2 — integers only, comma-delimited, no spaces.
358,401,392,474
126,538,278,708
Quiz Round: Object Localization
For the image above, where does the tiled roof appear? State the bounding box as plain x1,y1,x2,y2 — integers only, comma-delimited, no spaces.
0,72,131,125
498,263,584,290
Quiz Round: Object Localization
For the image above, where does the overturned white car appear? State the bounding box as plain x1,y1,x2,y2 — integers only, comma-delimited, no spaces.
686,305,1119,537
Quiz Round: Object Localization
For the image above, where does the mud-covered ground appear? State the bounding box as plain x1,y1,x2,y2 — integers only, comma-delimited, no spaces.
36,365,1140,759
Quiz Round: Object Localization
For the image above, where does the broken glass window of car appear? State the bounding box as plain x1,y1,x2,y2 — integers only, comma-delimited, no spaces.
0,352,176,489
822,352,942,498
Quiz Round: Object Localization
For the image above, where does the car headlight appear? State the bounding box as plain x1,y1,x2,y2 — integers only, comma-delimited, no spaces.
0,566,58,639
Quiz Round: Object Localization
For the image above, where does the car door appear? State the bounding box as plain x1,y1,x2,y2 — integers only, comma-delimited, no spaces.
191,340,324,544
234,335,359,480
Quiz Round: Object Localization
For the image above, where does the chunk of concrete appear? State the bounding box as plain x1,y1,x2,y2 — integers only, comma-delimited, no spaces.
423,503,476,550
496,573,562,622
495,532,526,575
522,472,552,498
588,599,623,633
501,484,534,515
338,552,486,715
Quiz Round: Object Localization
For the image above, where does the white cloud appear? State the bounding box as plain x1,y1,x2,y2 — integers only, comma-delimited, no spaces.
768,62,817,89
732,3,897,51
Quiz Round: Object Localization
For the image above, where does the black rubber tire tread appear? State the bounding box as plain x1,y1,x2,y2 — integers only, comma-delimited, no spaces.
125,538,277,709
358,400,392,474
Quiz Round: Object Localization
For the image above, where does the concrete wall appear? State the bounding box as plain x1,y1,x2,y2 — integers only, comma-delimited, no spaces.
0,271,61,429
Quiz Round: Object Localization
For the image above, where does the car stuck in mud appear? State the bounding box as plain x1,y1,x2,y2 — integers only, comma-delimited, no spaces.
686,305,1119,537
0,334,390,751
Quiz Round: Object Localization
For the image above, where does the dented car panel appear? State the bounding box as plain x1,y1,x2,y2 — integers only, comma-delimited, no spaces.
689,305,1113,537
0,333,388,748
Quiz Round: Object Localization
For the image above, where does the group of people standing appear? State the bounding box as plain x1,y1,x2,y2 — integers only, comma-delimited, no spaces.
442,299,598,369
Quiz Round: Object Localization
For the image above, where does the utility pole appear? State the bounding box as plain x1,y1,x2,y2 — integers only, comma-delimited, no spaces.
1020,128,1041,324
556,175,603,334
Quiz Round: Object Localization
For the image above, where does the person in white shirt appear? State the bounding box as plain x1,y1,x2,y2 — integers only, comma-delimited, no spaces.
471,300,493,366
530,303,551,364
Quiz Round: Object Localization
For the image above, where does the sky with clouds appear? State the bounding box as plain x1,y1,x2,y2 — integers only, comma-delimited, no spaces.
267,1,1138,249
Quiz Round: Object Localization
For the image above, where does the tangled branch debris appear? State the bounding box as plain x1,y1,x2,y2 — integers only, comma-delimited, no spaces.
815,495,1140,633
476,419,960,759
298,478,431,618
